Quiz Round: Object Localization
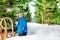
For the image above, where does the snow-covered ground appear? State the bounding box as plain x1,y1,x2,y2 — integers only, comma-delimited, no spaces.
5,22,60,40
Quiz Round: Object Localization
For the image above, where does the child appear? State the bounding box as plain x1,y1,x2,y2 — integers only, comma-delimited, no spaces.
16,13,27,36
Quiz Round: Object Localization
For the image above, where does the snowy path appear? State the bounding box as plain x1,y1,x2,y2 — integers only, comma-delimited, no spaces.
6,34,60,40
6,22,60,40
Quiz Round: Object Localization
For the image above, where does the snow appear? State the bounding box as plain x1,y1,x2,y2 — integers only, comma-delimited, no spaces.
5,34,60,40
5,22,60,40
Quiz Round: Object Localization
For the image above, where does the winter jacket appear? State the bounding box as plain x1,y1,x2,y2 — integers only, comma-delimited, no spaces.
16,16,27,33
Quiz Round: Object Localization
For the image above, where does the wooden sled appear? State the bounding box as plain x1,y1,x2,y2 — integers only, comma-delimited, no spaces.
0,17,14,40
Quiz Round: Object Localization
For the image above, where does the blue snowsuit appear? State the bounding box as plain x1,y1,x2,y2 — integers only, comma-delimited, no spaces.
16,16,27,33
